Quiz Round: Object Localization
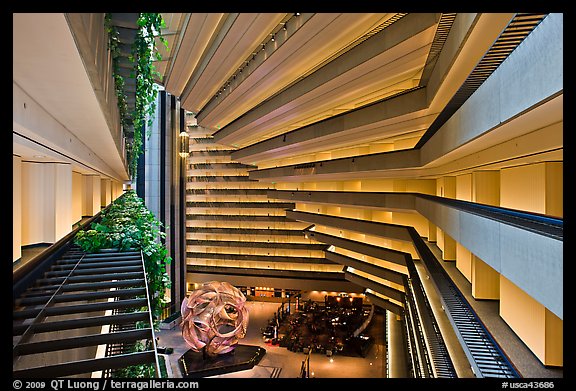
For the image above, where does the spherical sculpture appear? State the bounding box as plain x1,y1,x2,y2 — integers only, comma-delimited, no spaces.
181,281,249,357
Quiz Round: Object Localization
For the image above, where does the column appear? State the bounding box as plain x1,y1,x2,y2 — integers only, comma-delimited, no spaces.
471,254,500,299
456,242,472,282
52,163,73,241
83,175,101,216
72,171,84,225
13,155,22,262
436,176,456,260
21,162,73,245
101,178,111,208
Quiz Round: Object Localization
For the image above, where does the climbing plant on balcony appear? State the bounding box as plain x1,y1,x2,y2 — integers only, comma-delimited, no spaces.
105,13,169,180
74,190,171,322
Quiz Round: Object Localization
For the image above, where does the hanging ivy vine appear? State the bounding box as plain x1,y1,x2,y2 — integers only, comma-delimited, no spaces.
105,13,169,180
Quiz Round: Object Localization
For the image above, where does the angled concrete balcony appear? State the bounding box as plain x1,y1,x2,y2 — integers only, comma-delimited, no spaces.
213,13,440,148
186,214,295,222
186,227,307,236
187,201,295,209
304,230,410,267
186,175,257,183
188,266,361,294
246,14,560,182
324,251,407,285
187,265,346,281
344,270,405,306
276,192,562,319
189,162,257,170
186,239,328,251
186,189,270,196
186,252,333,264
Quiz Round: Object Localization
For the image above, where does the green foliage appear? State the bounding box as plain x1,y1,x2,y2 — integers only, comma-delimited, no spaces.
73,191,171,323
105,13,169,180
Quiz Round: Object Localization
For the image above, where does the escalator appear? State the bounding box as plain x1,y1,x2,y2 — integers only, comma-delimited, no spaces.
13,226,158,377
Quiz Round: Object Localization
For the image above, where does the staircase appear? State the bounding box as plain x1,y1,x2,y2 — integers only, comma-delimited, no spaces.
13,244,158,378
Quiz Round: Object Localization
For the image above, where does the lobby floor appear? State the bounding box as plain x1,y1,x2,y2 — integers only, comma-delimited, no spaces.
156,301,386,379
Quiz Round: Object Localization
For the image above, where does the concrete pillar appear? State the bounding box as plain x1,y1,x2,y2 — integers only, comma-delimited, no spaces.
101,178,112,207
83,175,101,216
52,163,73,242
456,242,472,283
436,227,456,261
21,162,72,245
500,162,563,217
13,155,22,262
72,171,83,225
428,221,437,242
387,311,409,377
500,275,563,366
436,176,456,259
471,254,500,299
472,170,500,206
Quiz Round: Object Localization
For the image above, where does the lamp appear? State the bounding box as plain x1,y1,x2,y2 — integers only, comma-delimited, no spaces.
179,131,189,158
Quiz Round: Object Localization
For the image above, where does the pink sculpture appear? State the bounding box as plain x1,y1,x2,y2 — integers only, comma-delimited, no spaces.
181,281,249,357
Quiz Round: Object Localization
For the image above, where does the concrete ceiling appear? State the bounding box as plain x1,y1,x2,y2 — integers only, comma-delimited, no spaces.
13,13,129,180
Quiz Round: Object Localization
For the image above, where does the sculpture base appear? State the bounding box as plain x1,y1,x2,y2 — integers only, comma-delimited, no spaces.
178,344,266,378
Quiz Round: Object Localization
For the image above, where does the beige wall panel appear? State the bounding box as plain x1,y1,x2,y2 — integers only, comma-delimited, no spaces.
21,163,73,244
326,205,341,216
428,221,437,242
390,240,418,260
500,163,546,214
335,248,408,275
339,206,368,220
13,156,22,262
53,164,73,242
72,171,83,224
101,178,112,207
544,308,563,366
500,275,546,364
456,242,472,282
404,179,436,195
436,227,456,261
342,180,361,191
471,254,500,299
456,173,472,201
361,179,394,192
372,210,393,223
472,171,500,206
436,176,456,198
312,181,344,191
331,146,370,159
393,179,406,192
369,143,394,154
545,162,563,218
392,211,429,237
21,162,45,245
394,136,419,150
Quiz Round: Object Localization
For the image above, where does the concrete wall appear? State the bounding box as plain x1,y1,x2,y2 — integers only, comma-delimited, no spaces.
421,13,563,165
501,162,563,217
13,155,22,262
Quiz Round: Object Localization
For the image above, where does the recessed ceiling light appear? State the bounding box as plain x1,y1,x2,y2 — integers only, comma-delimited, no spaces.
33,155,46,158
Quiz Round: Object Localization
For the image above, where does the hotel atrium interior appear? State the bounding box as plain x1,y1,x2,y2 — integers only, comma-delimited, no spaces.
13,12,563,381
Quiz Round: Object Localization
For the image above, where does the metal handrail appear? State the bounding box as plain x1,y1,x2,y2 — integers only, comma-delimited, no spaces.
139,249,161,377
